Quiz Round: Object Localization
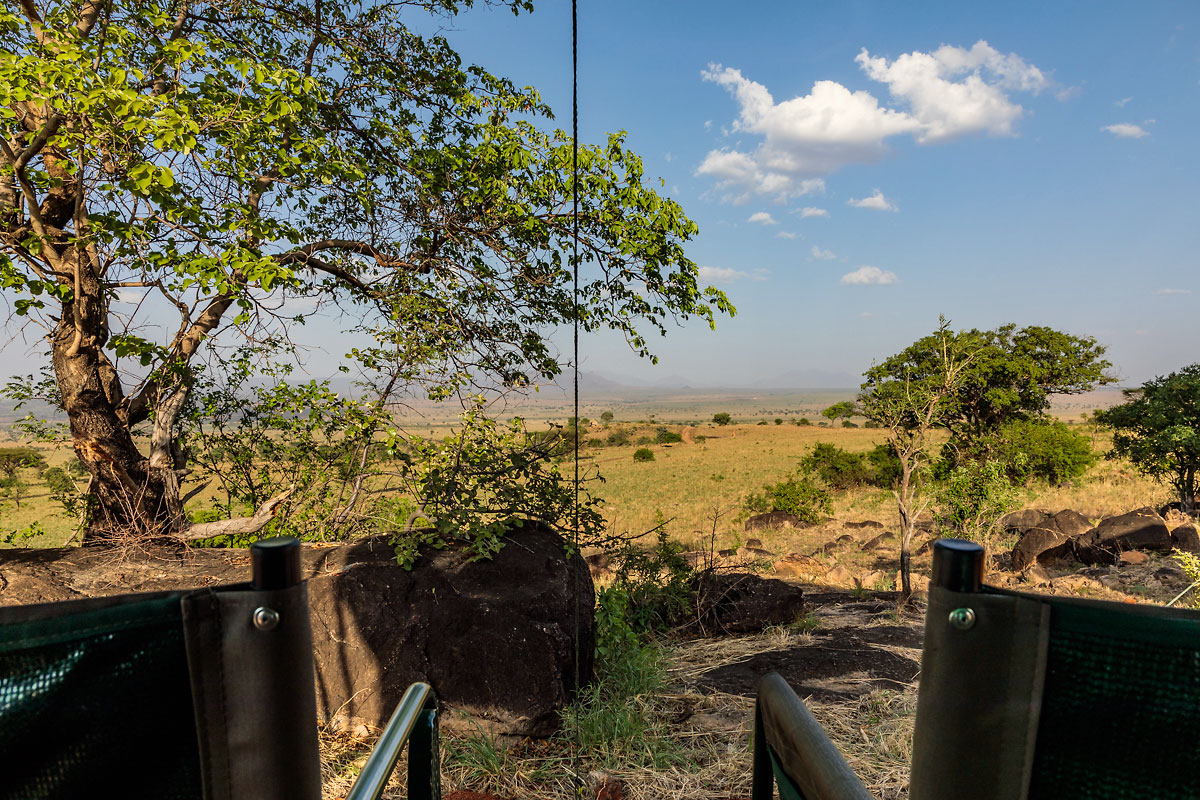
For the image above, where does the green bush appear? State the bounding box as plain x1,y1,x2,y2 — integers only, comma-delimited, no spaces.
606,428,632,447
867,443,902,488
756,420,768,426
774,418,783,425
800,442,871,490
795,418,811,426
944,419,1095,484
934,458,1022,556
654,427,682,444
712,412,732,426
745,472,832,524
633,448,655,462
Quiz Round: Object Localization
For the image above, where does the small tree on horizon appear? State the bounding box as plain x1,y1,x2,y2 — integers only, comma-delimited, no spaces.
712,412,732,426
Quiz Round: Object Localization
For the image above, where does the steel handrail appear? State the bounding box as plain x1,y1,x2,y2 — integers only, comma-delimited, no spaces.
345,682,439,800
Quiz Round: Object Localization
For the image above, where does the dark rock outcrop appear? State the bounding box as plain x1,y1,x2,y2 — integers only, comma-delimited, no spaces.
307,524,593,737
0,523,593,739
692,572,805,634
1086,507,1173,554
745,511,806,532
1172,523,1200,553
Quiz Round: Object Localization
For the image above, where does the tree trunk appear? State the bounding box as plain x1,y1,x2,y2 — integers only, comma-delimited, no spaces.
896,466,914,602
53,318,184,542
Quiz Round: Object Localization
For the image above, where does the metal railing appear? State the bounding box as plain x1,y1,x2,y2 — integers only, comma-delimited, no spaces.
345,682,440,800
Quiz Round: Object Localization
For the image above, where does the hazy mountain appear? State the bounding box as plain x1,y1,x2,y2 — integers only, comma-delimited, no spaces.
755,368,858,389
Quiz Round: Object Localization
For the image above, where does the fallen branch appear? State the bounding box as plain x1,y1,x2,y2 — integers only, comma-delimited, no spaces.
174,484,296,541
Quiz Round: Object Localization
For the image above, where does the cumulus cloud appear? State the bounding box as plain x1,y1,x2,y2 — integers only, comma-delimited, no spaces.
748,211,777,225
811,246,837,260
1103,123,1149,138
698,41,1048,201
848,189,897,211
841,266,898,285
1154,288,1191,295
699,266,769,283
776,231,799,240
1115,96,1133,108
798,206,829,218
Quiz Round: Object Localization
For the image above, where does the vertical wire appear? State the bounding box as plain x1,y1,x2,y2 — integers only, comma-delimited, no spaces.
570,0,584,795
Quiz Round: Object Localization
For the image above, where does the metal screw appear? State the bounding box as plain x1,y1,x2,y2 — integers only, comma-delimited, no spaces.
253,606,280,631
948,607,976,630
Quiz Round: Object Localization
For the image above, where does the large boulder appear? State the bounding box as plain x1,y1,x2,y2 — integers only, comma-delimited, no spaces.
1085,507,1173,554
307,524,593,738
1173,523,1200,553
0,523,593,739
1011,527,1073,571
1000,509,1053,533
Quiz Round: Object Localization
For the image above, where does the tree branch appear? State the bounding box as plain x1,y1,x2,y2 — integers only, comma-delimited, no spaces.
174,484,295,541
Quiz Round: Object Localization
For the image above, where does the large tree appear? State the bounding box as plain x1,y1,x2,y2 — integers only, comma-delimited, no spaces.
0,0,732,541
1094,365,1200,515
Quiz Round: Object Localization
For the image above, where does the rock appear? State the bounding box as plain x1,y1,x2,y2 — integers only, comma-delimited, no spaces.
1163,508,1194,529
836,534,855,544
856,569,890,590
737,546,777,559
893,570,931,593
1022,564,1053,586
1000,509,1052,532
1119,551,1150,566
692,572,806,634
1172,523,1200,552
844,520,884,530
1011,527,1073,571
718,548,737,558
915,536,940,556
1049,509,1092,538
0,525,594,739
745,538,764,549
1049,574,1107,594
745,511,806,532
772,553,824,579
860,531,895,552
1073,540,1118,566
1088,507,1173,554
822,565,855,586
306,523,594,738
680,550,708,568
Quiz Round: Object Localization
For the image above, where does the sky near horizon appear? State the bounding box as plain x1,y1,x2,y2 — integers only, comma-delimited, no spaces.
435,0,1199,387
2,1,1196,392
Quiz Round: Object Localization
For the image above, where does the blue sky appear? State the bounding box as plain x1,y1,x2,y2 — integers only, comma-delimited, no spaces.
435,0,1200,387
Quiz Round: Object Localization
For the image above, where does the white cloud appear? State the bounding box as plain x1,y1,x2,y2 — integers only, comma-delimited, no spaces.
698,42,1047,202
1154,288,1191,295
798,206,829,218
811,246,837,260
1115,96,1133,107
858,311,873,318
699,266,769,283
848,189,897,211
856,41,1047,143
748,211,777,225
776,231,799,240
1103,123,1149,138
840,266,898,285
664,151,674,162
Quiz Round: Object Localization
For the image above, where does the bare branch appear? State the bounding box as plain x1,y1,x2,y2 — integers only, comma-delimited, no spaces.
174,484,295,541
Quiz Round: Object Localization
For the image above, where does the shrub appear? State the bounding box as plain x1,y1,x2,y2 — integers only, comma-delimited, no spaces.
800,442,871,490
745,472,832,524
795,417,811,426
601,411,615,424
586,437,605,447
606,428,631,447
934,458,1022,557
774,418,783,425
841,420,858,428
945,419,1095,484
712,412,732,426
867,443,902,489
654,427,682,444
756,420,768,426
633,448,655,462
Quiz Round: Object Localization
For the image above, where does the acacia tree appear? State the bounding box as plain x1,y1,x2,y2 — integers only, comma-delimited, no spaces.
859,319,974,601
1094,364,1200,515
0,0,732,541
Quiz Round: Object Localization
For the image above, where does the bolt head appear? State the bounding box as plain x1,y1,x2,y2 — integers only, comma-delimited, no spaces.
948,607,976,630
253,606,281,631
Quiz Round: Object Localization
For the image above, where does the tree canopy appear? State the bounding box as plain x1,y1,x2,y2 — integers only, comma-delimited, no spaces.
865,323,1112,443
0,0,732,541
1094,364,1200,514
